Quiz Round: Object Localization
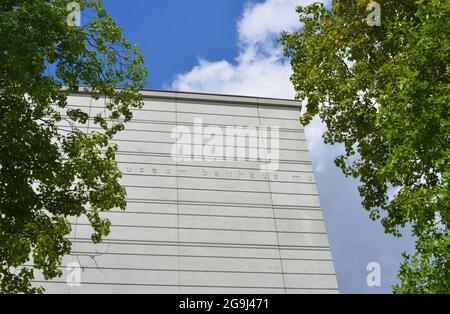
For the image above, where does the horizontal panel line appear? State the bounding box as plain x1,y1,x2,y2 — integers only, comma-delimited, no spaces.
70,238,330,250
67,104,301,122
117,160,313,174
69,251,332,262
112,138,307,153
114,151,311,164
129,119,302,132
125,198,322,210
98,210,324,221
60,115,304,133
35,265,335,276
33,281,338,290
122,184,319,196
60,126,306,141
74,223,326,234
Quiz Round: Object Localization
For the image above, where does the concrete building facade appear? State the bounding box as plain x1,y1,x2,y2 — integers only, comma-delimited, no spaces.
35,90,338,293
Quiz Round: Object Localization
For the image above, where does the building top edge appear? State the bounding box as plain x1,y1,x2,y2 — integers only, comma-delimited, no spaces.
70,88,302,108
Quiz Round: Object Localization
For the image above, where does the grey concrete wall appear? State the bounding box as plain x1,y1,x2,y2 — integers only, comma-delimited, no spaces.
34,92,338,294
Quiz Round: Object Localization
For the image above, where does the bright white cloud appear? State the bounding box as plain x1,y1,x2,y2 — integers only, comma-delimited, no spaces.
172,0,321,99
237,0,315,46
172,56,294,99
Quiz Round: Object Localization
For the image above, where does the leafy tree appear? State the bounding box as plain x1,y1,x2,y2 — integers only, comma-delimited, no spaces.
0,0,147,293
280,0,449,293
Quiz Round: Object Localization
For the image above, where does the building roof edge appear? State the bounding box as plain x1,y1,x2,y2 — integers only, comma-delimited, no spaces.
70,87,302,108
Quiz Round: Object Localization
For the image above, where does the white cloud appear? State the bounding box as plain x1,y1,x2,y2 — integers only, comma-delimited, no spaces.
172,55,294,99
172,0,320,99
237,0,313,46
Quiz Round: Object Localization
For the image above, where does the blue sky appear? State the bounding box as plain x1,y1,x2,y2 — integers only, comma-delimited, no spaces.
101,0,415,293
102,0,246,89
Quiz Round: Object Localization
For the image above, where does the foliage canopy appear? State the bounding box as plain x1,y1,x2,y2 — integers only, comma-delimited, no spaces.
280,0,449,293
0,0,147,293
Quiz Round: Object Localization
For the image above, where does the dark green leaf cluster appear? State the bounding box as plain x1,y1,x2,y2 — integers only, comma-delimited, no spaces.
280,0,449,293
0,0,147,293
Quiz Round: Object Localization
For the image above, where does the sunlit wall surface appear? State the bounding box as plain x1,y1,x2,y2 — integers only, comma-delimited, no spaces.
34,91,338,294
